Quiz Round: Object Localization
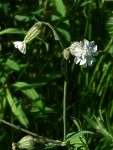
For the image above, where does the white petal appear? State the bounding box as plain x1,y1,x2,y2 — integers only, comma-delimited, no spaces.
74,47,83,55
91,51,98,56
93,45,97,51
20,45,26,54
82,39,89,48
89,41,95,47
13,41,22,49
87,56,95,66
89,45,97,52
79,58,86,65
70,39,98,67
13,41,26,54
74,57,81,64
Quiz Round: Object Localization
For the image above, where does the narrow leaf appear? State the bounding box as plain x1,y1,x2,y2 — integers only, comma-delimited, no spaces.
12,82,40,101
5,59,20,71
0,28,26,35
54,0,66,17
6,89,29,127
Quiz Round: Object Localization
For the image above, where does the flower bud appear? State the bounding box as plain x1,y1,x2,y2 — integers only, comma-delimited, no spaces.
17,135,36,149
24,22,43,43
63,49,70,60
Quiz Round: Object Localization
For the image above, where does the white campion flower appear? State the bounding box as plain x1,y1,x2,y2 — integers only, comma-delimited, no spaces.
13,41,26,54
70,39,98,67
13,22,43,54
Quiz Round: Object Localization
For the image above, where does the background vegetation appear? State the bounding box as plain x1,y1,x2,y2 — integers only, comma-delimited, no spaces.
1,0,113,149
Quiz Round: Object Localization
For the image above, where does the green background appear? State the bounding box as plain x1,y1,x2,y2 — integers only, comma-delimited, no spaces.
0,0,113,149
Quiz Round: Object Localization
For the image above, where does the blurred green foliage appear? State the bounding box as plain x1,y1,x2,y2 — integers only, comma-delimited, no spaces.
1,0,113,149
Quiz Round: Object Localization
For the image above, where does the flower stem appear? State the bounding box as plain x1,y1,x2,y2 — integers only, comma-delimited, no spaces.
63,60,68,141
0,119,63,145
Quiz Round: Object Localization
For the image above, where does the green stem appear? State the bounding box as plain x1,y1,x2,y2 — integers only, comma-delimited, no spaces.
36,21,68,142
63,60,68,141
0,119,63,145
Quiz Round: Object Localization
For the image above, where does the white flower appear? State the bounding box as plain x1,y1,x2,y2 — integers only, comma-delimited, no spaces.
70,39,98,67
13,41,26,54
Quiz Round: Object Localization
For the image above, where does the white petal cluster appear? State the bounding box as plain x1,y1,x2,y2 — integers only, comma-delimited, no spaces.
70,39,98,67
13,41,26,54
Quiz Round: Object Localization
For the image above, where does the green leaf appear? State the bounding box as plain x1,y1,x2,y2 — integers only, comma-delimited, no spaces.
12,82,40,101
5,59,20,71
0,28,26,35
6,89,29,127
0,96,7,119
54,0,66,17
57,28,71,42
1,3,9,15
106,17,113,38
30,100,44,113
51,15,60,21
45,107,54,114
84,115,113,140
15,15,30,22
73,118,81,131
66,131,92,150
96,62,111,95
66,131,93,141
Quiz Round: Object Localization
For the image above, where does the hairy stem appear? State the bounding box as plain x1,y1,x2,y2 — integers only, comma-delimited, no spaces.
0,119,63,145
63,60,68,141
